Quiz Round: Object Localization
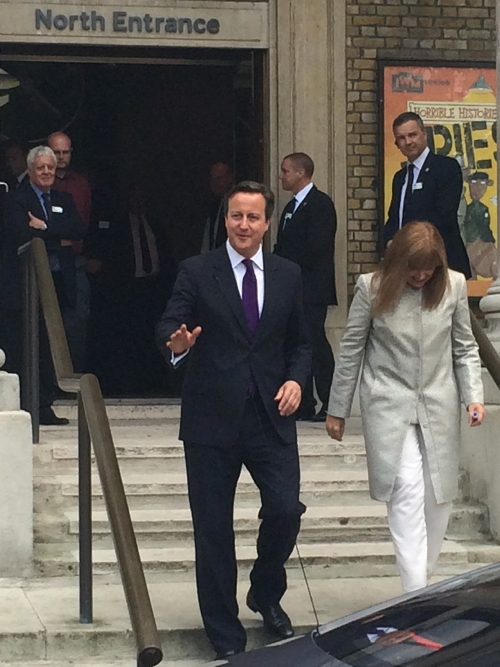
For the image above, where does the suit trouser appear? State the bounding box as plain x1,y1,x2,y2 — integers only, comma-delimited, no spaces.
183,394,305,653
387,425,452,593
301,302,335,411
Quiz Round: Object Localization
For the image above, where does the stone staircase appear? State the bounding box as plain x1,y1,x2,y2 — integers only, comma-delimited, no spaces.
33,402,497,581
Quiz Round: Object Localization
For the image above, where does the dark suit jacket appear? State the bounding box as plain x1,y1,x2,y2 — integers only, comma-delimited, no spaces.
384,151,471,278
156,245,312,447
0,181,85,310
273,185,337,305
207,195,227,250
85,196,176,290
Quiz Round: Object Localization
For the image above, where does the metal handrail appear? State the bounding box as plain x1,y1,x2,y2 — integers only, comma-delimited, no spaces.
79,374,162,667
22,238,162,665
469,309,500,390
30,237,81,393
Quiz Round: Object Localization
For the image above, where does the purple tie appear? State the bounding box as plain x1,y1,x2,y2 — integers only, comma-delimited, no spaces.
242,258,259,335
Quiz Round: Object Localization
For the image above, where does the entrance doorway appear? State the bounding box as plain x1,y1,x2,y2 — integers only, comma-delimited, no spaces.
0,46,266,397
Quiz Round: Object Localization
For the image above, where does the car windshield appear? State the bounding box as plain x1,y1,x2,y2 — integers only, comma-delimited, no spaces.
313,571,500,666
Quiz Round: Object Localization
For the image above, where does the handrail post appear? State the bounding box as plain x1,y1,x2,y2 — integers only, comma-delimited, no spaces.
80,374,162,665
78,389,93,623
22,245,39,444
470,308,500,390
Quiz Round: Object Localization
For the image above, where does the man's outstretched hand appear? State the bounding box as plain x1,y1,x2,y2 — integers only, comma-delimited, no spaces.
166,324,202,355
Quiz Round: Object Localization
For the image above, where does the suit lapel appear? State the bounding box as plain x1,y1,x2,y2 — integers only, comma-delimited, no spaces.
395,168,406,203
417,151,433,184
211,246,252,340
293,184,316,217
25,184,48,222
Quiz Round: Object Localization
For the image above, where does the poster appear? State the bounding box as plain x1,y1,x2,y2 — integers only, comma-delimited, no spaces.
381,63,497,288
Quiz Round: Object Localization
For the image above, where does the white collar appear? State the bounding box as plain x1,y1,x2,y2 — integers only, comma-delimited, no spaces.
294,182,314,205
226,240,264,270
410,146,430,171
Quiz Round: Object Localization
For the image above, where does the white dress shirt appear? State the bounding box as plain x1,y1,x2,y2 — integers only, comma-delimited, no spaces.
225,240,265,315
172,241,265,364
293,182,314,212
398,146,430,229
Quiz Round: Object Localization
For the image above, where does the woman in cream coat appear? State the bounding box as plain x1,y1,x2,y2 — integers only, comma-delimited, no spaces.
326,222,485,592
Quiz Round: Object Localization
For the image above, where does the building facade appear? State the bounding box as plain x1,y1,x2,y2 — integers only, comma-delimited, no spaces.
0,0,495,338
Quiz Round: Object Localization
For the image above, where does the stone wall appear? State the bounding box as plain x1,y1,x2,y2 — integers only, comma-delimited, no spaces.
346,0,496,293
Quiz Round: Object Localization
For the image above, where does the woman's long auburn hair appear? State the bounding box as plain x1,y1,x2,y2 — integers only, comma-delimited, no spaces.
371,221,450,317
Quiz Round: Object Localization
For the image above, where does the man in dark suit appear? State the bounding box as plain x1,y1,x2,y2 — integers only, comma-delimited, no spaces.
3,140,30,191
0,145,85,424
156,181,311,660
199,161,234,253
85,182,176,395
274,152,337,422
384,111,471,278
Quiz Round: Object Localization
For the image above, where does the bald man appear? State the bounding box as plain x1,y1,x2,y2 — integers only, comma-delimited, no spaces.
48,132,91,227
48,132,92,371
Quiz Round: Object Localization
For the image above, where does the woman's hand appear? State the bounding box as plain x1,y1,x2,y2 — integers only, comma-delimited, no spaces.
467,403,486,427
326,415,345,441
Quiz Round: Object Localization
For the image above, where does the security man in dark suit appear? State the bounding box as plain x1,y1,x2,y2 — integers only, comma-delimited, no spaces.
384,111,471,278
0,145,85,424
200,161,234,253
274,152,337,422
156,181,311,660
3,139,30,191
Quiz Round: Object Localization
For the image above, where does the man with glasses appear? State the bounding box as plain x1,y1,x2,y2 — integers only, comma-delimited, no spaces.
48,132,92,371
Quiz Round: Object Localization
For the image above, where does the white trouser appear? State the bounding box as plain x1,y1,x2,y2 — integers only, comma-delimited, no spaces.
386,425,452,593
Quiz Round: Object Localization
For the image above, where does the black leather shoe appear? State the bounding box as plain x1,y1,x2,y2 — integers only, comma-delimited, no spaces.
295,408,316,421
246,589,294,639
39,408,69,426
214,648,243,661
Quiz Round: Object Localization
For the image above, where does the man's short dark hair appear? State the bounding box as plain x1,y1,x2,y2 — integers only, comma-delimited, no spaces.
224,181,275,220
393,112,425,132
283,152,315,178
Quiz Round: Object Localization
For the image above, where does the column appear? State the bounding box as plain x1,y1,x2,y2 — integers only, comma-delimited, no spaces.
0,348,33,576
270,0,348,330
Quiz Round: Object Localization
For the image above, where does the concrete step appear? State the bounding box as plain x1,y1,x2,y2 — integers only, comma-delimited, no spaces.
49,503,488,549
34,469,371,513
61,504,389,546
51,400,182,421
34,438,367,474
0,575,426,662
50,401,363,432
34,538,496,578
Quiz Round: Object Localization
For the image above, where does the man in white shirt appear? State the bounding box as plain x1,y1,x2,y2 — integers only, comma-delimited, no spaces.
274,152,337,422
156,181,311,660
384,111,471,277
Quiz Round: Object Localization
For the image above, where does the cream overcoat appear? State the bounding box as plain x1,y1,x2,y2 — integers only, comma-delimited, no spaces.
328,270,483,504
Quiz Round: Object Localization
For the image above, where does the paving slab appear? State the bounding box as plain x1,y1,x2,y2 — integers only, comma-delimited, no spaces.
0,572,464,663
0,587,45,660
0,663,208,667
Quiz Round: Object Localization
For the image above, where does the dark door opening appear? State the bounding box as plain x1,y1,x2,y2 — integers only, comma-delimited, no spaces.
0,47,266,397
